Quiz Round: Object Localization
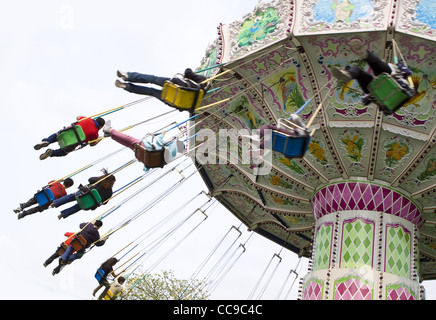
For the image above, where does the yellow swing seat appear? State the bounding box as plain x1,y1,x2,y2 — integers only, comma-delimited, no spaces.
161,80,205,113
103,289,116,300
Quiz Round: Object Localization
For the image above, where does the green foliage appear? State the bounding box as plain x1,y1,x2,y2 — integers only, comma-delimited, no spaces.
417,158,436,182
121,269,211,300
285,84,305,111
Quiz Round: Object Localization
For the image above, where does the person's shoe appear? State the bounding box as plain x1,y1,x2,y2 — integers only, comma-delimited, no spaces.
102,120,112,137
39,149,53,160
361,94,371,105
44,258,53,267
348,39,368,59
13,206,22,213
34,141,50,150
52,267,61,276
17,213,25,220
115,79,127,89
331,67,353,82
117,70,128,81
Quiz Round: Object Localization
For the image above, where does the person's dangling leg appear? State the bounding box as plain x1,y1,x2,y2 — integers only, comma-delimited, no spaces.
18,206,43,220
60,244,75,263
123,83,163,100
258,125,276,151
34,133,58,150
364,51,392,77
346,66,373,94
59,204,81,219
18,197,38,211
259,125,277,140
125,73,170,86
48,148,69,158
44,251,60,267
97,287,110,300
93,283,104,297
52,192,78,209
108,129,144,151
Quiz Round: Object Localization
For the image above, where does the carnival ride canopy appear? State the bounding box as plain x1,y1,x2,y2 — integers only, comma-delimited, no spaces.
189,0,436,280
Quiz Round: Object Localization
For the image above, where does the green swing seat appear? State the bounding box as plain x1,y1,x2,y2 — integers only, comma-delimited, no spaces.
57,125,87,150
367,73,415,114
76,188,102,210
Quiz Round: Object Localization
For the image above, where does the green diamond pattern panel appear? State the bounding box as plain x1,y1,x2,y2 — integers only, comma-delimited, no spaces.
313,223,333,270
385,224,411,279
340,218,374,269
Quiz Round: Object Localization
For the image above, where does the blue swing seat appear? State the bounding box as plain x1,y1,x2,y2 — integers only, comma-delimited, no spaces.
272,131,310,158
271,118,310,158
95,268,106,283
34,188,55,207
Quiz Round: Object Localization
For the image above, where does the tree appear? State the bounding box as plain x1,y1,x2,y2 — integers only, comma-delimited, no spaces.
121,269,211,300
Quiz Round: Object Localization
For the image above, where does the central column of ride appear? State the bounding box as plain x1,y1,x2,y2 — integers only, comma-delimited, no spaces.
300,181,424,300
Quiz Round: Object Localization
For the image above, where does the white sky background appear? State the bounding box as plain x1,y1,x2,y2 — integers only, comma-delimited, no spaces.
1,0,434,301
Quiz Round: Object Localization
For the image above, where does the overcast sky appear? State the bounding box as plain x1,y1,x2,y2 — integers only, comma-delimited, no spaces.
1,0,434,301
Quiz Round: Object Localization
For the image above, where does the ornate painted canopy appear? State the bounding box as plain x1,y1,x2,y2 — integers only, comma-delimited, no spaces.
189,0,436,280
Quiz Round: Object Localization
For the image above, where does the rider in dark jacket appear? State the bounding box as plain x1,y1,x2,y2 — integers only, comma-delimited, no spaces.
44,221,106,274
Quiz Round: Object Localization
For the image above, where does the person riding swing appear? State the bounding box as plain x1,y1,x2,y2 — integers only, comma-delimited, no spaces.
102,120,185,171
14,178,74,220
52,169,116,220
44,220,107,275
115,68,207,113
247,100,312,159
331,39,416,114
34,116,106,160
